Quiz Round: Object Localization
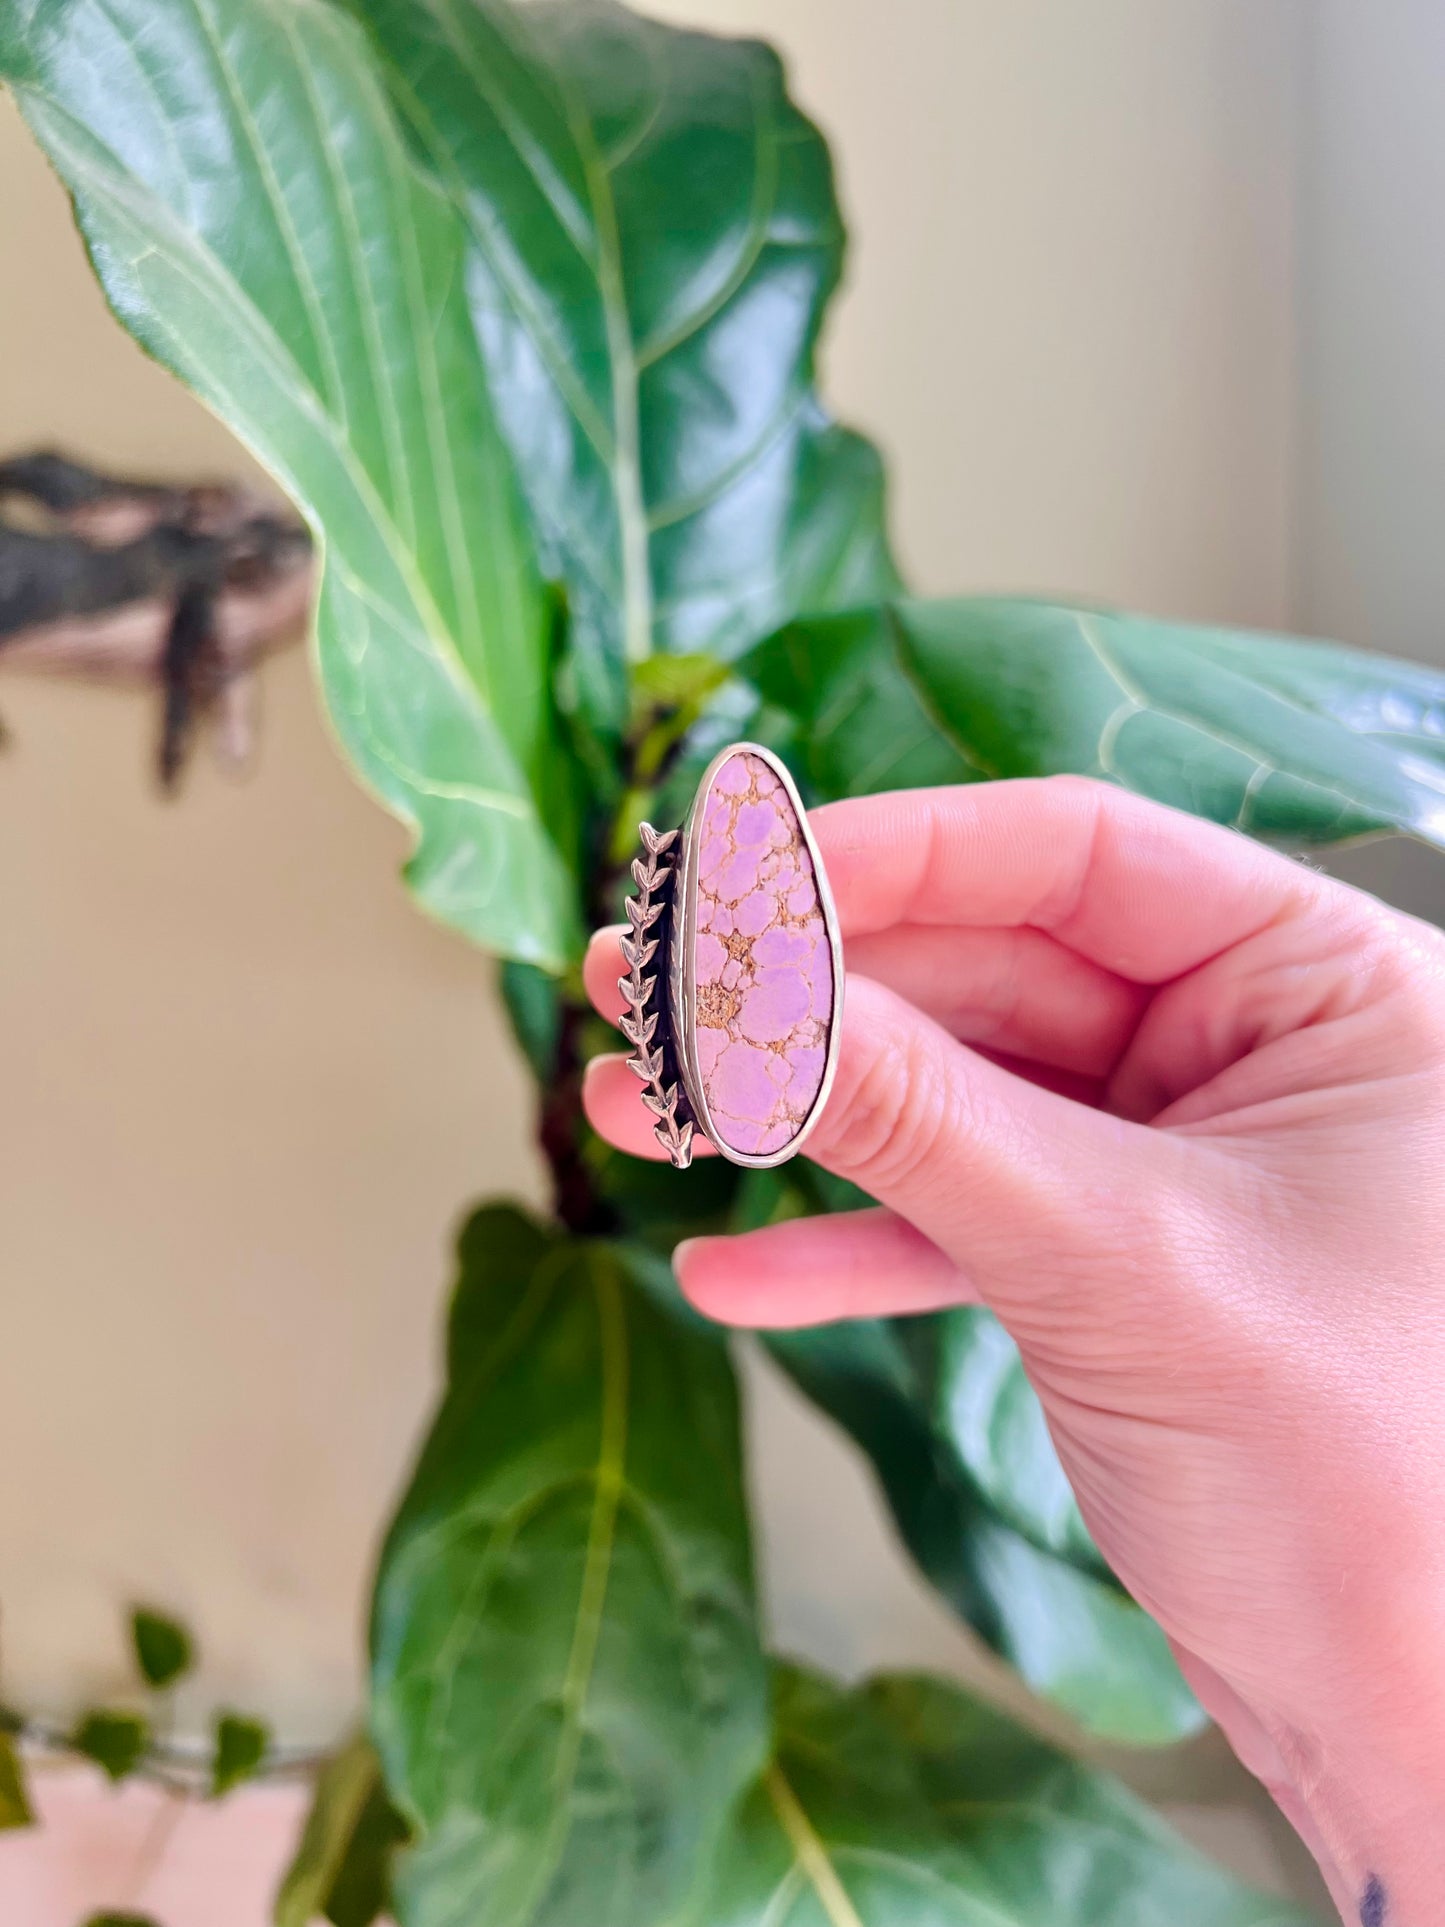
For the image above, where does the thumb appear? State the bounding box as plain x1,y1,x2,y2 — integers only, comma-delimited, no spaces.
809,974,1182,1320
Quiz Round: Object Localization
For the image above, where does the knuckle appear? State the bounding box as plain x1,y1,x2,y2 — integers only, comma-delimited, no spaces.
1341,905,1445,1053
831,1030,961,1192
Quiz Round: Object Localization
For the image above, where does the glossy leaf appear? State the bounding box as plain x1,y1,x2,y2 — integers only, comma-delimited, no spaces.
275,1732,403,1927
71,1709,149,1784
498,959,565,1086
443,1199,556,1383
1,0,580,968
372,1210,768,1927
343,0,898,733
129,1607,194,1691
212,1711,270,1798
752,597,1445,844
0,1730,33,1830
695,1667,1317,1926
901,1307,1103,1573
765,1314,1203,1744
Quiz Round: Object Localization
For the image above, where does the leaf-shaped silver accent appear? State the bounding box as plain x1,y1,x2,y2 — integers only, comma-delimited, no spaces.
619,934,659,972
618,807,691,1165
640,823,679,858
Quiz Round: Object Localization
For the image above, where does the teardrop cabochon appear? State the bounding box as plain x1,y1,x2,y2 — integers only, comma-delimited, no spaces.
671,743,845,1168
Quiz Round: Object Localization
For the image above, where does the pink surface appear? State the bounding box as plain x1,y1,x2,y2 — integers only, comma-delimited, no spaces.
692,752,832,1156
0,1766,317,1926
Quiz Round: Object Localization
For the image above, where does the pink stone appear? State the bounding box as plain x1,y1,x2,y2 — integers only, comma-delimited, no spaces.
695,1025,725,1080
739,968,810,1042
734,892,775,938
711,1042,776,1121
695,931,726,980
691,749,833,1158
700,832,728,877
753,925,811,968
735,801,774,846
713,846,763,901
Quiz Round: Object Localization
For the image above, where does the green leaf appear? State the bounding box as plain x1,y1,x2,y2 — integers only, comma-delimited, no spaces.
593,1134,746,1253
82,1915,163,1927
498,960,565,1085
0,1730,33,1830
2,0,580,968
745,606,982,799
342,0,898,732
765,1316,1203,1744
211,1712,270,1798
323,1779,411,1927
129,1608,194,1692
443,1200,557,1383
697,1667,1318,1925
275,1733,399,1927
372,1224,768,1927
902,1308,1104,1573
751,596,1445,845
71,1710,150,1784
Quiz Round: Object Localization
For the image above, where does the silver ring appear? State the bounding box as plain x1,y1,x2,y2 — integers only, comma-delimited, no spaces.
619,742,844,1169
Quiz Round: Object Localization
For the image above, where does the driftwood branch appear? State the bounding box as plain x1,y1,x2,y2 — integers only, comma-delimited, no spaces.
0,450,314,785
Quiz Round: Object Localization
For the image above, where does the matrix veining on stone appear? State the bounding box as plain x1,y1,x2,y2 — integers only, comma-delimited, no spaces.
692,752,833,1157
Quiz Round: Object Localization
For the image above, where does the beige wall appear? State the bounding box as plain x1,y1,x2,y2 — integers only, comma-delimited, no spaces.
2,0,1324,1902
1297,0,1445,931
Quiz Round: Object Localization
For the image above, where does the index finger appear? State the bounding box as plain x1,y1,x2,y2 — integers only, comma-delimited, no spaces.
810,775,1330,984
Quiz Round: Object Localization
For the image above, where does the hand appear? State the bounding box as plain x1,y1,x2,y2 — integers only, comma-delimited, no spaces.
582,776,1445,1925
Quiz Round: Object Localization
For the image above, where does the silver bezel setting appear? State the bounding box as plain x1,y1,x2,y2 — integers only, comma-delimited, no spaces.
669,740,845,1170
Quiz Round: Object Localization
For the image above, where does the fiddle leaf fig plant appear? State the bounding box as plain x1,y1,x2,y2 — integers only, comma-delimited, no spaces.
12,0,1445,1918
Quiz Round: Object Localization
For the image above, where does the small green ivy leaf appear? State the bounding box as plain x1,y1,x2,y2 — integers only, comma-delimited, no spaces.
322,1778,410,1927
0,1729,33,1829
72,1710,149,1784
275,1734,405,1927
129,1608,194,1691
211,1712,270,1798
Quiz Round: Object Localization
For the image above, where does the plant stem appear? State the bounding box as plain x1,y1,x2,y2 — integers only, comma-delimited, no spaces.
3,1712,323,1793
539,994,615,1237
